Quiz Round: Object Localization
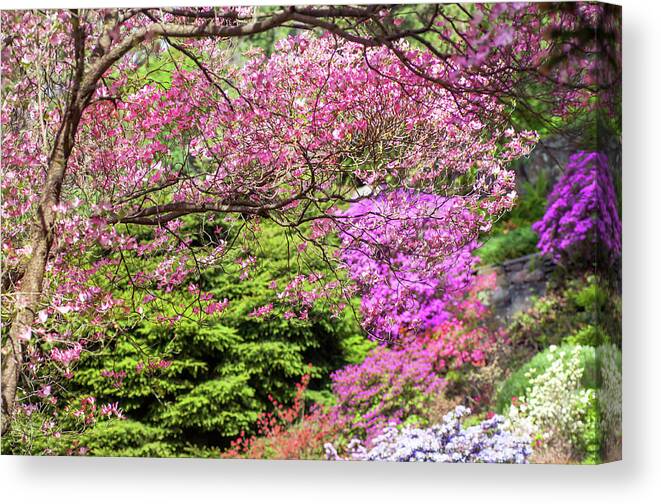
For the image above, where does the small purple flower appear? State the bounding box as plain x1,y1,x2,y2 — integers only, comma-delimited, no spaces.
326,406,532,463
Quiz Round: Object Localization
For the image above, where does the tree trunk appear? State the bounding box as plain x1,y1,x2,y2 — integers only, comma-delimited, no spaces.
1,139,71,435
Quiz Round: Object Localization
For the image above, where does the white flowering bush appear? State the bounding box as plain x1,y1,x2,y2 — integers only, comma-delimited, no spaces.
324,406,532,463
506,345,595,455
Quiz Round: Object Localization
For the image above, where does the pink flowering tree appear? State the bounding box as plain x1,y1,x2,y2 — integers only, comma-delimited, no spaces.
1,4,615,434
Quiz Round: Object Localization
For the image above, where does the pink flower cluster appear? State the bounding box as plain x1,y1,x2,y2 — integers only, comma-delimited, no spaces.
50,343,83,369
100,369,127,389
135,359,173,374
328,316,500,443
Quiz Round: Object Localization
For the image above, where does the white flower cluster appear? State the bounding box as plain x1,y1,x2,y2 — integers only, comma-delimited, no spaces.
506,345,594,450
325,406,531,463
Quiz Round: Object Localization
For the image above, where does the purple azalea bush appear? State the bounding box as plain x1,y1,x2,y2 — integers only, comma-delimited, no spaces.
532,151,621,267
325,406,532,463
340,190,480,340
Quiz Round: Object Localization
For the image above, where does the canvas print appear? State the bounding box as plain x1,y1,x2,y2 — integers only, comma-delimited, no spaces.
0,3,621,463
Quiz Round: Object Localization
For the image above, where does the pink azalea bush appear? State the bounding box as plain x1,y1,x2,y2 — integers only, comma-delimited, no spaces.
328,318,500,444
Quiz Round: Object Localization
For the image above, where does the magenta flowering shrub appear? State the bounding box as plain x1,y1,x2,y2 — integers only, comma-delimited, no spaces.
328,316,500,443
532,151,621,267
340,191,481,341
